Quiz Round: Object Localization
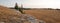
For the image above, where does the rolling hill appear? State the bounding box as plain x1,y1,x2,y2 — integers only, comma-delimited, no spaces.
0,6,22,23
0,6,44,23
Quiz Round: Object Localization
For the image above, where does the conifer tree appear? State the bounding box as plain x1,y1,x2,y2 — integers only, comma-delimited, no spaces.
15,3,19,10
14,3,24,14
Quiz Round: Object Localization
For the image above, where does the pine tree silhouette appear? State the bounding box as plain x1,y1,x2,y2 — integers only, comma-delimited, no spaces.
15,3,19,10
14,3,25,14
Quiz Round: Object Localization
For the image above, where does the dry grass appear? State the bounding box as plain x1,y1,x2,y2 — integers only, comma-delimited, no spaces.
0,6,22,23
0,5,60,23
24,10,60,23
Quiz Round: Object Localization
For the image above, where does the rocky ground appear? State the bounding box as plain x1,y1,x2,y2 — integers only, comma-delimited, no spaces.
0,6,45,23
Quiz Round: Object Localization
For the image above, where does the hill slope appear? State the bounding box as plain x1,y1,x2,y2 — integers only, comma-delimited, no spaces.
0,6,44,23
0,6,22,23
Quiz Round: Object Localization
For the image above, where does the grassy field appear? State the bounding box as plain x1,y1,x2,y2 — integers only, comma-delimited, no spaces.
24,10,60,23
0,6,23,23
0,6,60,23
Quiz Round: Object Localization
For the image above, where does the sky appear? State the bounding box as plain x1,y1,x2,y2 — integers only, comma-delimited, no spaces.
0,0,60,9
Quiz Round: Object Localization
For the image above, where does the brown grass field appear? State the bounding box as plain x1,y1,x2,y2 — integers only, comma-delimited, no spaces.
24,10,60,23
0,5,60,23
0,6,22,23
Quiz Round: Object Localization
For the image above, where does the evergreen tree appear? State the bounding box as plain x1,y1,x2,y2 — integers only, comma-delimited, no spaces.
15,3,19,10
14,3,25,14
